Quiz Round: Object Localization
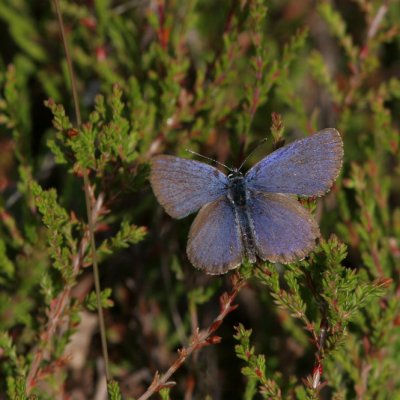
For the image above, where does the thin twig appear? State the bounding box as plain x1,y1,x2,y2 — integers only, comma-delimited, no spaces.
345,2,389,105
302,270,329,390
52,0,81,126
52,0,111,382
26,195,104,393
367,2,389,40
137,275,246,400
82,174,111,381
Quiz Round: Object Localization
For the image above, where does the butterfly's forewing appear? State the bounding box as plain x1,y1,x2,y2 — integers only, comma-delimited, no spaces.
187,197,243,274
150,155,228,219
245,129,343,196
248,192,320,263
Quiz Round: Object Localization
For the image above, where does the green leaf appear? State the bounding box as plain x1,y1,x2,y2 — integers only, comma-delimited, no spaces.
0,239,14,282
85,288,114,311
107,380,122,400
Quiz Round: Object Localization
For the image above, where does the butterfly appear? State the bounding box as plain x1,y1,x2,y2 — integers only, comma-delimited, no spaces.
150,128,343,275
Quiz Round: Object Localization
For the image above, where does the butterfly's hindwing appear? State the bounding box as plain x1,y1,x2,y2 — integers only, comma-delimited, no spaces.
248,192,320,263
187,197,243,274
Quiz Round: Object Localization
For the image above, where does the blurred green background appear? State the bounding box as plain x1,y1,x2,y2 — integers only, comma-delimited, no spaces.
0,0,399,399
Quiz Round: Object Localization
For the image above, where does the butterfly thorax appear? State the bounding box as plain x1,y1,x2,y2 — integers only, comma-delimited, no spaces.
227,172,248,207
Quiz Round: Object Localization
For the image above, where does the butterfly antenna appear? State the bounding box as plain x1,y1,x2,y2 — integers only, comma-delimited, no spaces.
185,149,233,171
238,138,268,171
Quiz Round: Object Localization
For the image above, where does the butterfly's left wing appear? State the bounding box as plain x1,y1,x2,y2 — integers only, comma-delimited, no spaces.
187,197,243,274
245,129,343,196
150,155,228,219
248,192,320,263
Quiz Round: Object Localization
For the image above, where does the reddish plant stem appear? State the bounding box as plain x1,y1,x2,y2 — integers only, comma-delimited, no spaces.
371,244,384,278
367,2,389,40
26,194,104,394
303,270,329,390
137,275,246,400
344,2,389,106
310,316,328,389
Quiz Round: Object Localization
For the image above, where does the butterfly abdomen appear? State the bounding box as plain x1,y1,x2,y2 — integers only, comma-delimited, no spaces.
227,174,257,264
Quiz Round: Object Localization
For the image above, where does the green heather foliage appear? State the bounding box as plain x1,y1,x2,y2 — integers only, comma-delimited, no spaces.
0,1,399,399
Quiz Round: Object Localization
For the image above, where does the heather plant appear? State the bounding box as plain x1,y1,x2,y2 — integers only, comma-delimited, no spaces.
0,1,399,399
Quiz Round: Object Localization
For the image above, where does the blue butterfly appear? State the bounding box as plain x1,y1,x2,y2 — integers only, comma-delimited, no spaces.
150,129,343,274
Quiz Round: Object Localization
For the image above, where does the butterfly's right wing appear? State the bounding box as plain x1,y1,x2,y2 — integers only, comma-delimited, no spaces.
150,155,228,219
187,197,243,274
245,129,343,196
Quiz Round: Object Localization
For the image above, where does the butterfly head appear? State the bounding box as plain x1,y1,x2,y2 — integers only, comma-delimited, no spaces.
227,169,243,181
227,169,247,206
